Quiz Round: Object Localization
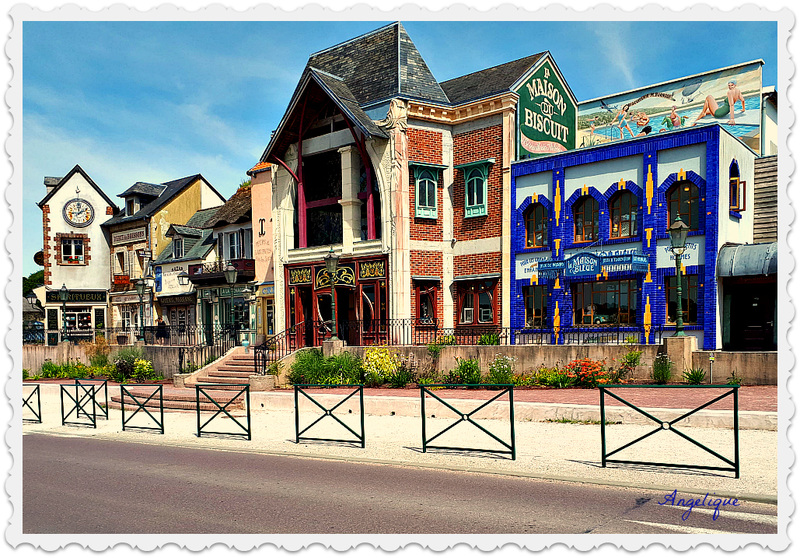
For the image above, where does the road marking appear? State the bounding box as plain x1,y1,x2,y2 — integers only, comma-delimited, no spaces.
683,506,778,525
625,519,738,534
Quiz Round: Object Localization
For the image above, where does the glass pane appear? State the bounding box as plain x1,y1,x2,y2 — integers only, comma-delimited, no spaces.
478,291,492,323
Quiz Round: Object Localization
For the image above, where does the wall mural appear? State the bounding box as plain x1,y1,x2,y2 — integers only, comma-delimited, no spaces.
577,61,763,153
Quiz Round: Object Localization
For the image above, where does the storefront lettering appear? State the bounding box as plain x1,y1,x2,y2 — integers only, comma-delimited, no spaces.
112,227,146,245
46,290,106,303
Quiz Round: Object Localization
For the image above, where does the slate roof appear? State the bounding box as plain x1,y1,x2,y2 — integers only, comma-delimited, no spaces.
440,53,546,104
202,185,251,228
168,225,204,238
153,229,215,264
102,174,225,227
37,164,120,212
119,182,166,198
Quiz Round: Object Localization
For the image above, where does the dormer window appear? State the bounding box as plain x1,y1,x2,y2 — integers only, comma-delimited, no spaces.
173,238,184,259
126,198,136,216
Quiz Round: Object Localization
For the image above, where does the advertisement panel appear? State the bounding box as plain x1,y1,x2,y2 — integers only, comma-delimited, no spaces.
577,61,763,153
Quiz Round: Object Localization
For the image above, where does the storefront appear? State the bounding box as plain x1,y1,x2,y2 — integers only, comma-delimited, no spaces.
157,292,197,345
44,289,107,345
195,283,255,346
285,256,388,347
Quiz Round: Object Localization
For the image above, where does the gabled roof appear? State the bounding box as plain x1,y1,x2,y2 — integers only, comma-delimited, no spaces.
102,174,225,227
37,164,120,211
156,206,221,264
119,182,165,198
441,53,546,105
202,185,251,228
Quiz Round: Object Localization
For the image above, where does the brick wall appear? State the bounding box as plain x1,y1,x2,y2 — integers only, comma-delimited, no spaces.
408,127,444,241
410,250,443,322
453,123,503,240
453,252,502,325
42,205,51,286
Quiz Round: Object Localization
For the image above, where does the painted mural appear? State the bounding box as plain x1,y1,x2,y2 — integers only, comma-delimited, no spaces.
577,61,763,153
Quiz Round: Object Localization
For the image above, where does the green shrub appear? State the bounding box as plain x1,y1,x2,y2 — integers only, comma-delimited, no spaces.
288,349,325,385
325,351,363,385
266,361,283,377
619,347,643,378
651,354,673,385
387,367,415,388
132,359,160,382
682,367,706,385
727,370,743,386
81,336,111,368
40,360,60,378
477,333,500,346
486,354,515,386
446,357,482,386
362,347,400,387
533,366,574,388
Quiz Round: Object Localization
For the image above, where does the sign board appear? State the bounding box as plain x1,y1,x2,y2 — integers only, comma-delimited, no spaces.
45,290,106,304
288,266,313,285
515,253,553,280
565,253,601,277
112,227,146,245
578,61,763,152
515,59,577,157
358,260,386,279
531,250,650,279
656,237,705,268
315,263,356,289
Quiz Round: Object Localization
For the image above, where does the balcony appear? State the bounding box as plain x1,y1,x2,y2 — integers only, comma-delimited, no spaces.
187,258,255,286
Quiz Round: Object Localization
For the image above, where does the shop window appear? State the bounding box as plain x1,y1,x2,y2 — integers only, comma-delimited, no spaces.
523,285,548,327
729,162,745,212
458,279,497,325
667,181,700,230
524,203,548,248
60,237,85,265
64,307,92,331
573,196,599,242
572,279,638,326
665,274,699,325
415,168,438,219
415,282,438,326
609,191,638,239
173,238,184,259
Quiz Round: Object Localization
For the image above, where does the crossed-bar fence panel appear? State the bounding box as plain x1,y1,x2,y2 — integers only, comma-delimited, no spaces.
294,384,365,448
60,383,98,428
23,384,42,423
75,378,108,420
599,385,740,478
420,385,516,460
120,384,165,434
195,384,251,440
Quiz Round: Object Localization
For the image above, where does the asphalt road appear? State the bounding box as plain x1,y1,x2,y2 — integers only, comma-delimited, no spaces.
23,433,777,535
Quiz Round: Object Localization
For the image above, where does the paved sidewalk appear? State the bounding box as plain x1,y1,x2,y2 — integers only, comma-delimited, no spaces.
21,382,778,502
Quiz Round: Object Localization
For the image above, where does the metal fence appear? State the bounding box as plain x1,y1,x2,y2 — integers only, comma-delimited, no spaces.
120,384,165,434
599,385,740,477
195,384,251,440
294,384,365,447
60,383,98,428
22,384,42,423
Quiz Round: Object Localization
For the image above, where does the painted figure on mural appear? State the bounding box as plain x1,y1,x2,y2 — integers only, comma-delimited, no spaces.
690,80,746,126
635,112,652,136
615,106,635,139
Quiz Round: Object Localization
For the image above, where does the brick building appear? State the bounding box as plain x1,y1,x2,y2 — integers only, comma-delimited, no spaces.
248,22,577,344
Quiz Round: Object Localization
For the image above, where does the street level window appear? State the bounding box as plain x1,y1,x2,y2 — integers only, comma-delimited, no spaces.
523,285,548,327
665,274,699,325
667,181,700,230
61,237,84,264
524,203,548,248
572,279,638,326
458,279,497,325
573,196,599,242
415,282,438,326
609,191,638,239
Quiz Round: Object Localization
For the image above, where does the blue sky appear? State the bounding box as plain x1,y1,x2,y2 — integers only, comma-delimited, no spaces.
21,19,778,276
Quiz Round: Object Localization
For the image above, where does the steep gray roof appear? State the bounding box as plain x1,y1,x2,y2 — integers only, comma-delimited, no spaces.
37,164,120,212
440,53,546,104
119,182,165,198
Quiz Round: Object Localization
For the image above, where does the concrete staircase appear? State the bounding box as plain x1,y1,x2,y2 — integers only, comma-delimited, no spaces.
175,346,276,391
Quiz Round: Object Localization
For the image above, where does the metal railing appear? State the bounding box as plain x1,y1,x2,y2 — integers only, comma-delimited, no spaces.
75,379,109,420
294,384,365,447
195,384,251,440
23,384,42,423
60,383,98,428
420,384,516,460
178,325,245,374
120,384,165,434
600,385,740,477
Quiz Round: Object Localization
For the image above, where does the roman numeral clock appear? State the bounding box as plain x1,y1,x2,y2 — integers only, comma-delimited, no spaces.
63,188,95,227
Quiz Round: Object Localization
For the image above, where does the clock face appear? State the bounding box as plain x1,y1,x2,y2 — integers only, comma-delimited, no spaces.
63,198,95,227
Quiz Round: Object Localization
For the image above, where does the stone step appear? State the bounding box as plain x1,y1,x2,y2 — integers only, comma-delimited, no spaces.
207,370,251,380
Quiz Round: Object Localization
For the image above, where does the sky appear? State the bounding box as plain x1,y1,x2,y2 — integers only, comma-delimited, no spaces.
20,17,779,277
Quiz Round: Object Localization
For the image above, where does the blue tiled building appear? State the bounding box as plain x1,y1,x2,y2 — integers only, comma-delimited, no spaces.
510,123,758,351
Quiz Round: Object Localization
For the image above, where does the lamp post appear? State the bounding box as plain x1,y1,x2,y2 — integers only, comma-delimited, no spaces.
668,214,690,337
135,278,146,342
58,283,68,342
177,270,189,287
324,247,339,340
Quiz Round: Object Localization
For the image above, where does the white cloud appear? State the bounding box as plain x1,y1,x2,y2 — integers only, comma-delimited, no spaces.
591,24,637,91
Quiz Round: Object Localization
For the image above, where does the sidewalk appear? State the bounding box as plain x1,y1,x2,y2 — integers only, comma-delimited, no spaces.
21,381,778,503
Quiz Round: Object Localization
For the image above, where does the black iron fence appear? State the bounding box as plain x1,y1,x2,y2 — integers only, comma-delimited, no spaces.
120,384,165,434
420,384,516,459
195,384,251,440
22,384,42,423
600,385,740,477
60,383,98,428
178,325,245,374
294,384,365,447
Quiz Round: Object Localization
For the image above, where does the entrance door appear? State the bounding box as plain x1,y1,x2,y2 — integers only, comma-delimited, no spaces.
290,286,314,348
359,281,388,345
726,281,776,351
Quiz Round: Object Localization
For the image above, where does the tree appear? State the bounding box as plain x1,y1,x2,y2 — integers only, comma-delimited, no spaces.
23,270,44,300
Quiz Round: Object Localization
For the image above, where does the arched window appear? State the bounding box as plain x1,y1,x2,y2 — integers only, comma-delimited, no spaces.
415,169,437,219
465,168,487,217
573,196,599,242
609,191,638,239
667,181,700,230
524,203,548,248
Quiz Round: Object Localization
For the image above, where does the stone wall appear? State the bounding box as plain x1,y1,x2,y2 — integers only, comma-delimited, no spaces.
692,351,778,385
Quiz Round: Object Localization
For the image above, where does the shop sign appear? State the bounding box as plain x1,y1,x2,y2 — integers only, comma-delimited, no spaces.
515,253,552,279
288,266,313,285
358,260,386,279
656,237,705,268
218,286,249,297
315,263,356,289
46,290,106,304
111,294,140,304
160,294,196,306
515,59,576,157
114,274,130,285
260,284,275,296
565,253,601,277
112,227,146,245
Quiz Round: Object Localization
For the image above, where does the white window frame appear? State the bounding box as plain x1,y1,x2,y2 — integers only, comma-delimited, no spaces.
173,238,184,259
61,238,84,264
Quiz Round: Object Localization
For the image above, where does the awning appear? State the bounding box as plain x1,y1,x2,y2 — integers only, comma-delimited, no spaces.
453,273,501,282
717,242,777,277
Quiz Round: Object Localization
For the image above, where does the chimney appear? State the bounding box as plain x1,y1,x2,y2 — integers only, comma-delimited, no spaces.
44,176,62,195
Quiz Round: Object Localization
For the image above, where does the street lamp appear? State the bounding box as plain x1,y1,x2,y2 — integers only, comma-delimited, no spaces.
177,270,189,287
223,262,238,285
58,283,68,342
25,291,37,307
668,214,690,337
324,247,339,340
135,278,147,342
